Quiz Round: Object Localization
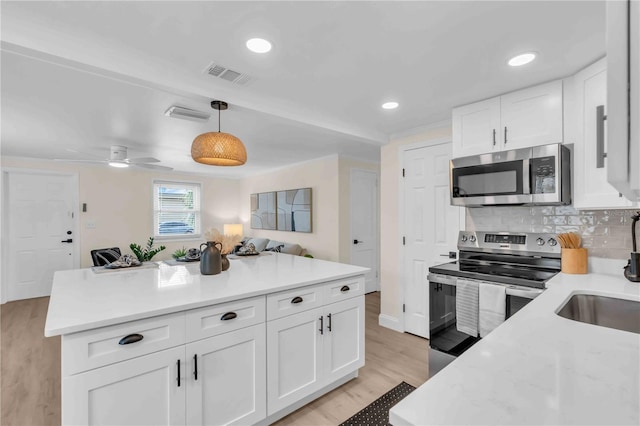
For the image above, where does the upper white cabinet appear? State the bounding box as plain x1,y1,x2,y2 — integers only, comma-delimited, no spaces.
451,98,501,156
606,0,640,201
572,58,635,209
452,80,563,157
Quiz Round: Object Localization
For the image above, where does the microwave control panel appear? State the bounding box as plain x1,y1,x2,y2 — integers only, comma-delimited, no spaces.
530,155,556,194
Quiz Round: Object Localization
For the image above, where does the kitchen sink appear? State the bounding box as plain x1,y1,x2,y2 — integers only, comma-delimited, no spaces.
557,294,640,334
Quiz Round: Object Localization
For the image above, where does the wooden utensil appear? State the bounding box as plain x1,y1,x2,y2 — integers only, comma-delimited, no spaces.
570,232,582,249
557,232,582,249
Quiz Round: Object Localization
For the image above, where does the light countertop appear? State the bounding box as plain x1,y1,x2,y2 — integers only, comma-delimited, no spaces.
390,270,640,425
44,253,368,337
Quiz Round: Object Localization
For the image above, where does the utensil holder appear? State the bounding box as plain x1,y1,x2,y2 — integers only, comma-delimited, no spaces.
561,248,588,274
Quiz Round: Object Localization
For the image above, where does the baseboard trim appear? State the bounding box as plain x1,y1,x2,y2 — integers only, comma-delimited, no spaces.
378,313,403,332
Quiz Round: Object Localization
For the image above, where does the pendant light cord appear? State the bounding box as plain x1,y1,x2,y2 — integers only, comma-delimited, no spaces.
218,107,221,133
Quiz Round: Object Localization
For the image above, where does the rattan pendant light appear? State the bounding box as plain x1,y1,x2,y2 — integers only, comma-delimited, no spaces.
191,101,247,166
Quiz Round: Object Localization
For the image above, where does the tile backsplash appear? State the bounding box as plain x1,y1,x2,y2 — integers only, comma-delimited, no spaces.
466,206,639,259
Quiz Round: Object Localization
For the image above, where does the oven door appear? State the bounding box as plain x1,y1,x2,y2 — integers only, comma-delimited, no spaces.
505,286,544,318
428,274,480,357
450,147,532,206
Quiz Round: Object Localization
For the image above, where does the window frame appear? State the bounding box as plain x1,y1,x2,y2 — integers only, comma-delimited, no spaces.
152,179,202,241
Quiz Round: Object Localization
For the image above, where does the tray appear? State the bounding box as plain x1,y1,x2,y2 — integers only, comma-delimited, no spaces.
235,252,260,256
176,257,200,262
104,262,141,269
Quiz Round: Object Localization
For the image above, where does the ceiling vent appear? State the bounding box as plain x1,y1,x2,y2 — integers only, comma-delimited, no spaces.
204,62,251,86
165,106,211,122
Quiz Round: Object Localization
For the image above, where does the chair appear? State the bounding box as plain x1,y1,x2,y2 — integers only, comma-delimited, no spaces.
91,247,122,266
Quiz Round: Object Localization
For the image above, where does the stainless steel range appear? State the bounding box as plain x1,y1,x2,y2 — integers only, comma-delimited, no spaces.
427,231,561,377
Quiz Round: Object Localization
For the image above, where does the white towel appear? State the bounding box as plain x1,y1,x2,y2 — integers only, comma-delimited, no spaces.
456,278,479,337
479,282,506,338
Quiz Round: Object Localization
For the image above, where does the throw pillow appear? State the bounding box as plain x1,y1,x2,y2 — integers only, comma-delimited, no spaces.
265,244,284,253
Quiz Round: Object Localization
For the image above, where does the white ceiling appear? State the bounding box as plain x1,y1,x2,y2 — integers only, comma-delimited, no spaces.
0,1,606,178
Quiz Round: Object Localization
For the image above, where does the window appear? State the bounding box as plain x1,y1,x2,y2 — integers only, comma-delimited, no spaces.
153,180,201,238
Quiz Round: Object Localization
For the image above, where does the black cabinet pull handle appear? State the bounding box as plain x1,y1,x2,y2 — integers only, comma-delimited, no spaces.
61,239,73,243
492,128,496,146
340,285,350,292
319,316,324,335
118,333,144,345
193,354,198,381
291,296,303,304
220,312,237,321
327,313,332,332
177,359,181,387
504,126,508,145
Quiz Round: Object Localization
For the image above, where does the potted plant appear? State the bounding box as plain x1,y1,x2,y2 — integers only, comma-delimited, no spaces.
130,237,166,262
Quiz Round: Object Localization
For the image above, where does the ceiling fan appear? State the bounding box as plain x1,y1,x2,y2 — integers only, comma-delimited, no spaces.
55,145,173,171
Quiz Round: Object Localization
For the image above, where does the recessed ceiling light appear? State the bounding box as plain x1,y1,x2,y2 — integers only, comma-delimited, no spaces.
382,101,399,110
246,38,272,53
508,52,536,67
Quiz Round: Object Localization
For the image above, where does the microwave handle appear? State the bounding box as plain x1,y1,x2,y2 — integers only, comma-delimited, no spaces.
522,159,531,194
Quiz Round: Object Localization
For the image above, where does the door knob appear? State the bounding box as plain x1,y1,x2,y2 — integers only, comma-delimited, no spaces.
61,239,73,243
353,239,362,245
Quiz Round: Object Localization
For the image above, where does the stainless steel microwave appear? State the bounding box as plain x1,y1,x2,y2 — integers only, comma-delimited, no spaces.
450,143,571,207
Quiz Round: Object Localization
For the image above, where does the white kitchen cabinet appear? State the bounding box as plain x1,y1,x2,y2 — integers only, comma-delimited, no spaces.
52,254,367,426
65,324,267,426
322,297,365,384
451,97,501,156
606,0,640,201
572,58,635,209
452,80,563,157
186,323,266,426
266,284,364,416
266,307,324,415
63,346,186,426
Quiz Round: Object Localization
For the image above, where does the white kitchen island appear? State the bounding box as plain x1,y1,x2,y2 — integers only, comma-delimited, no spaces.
390,271,640,425
45,253,368,426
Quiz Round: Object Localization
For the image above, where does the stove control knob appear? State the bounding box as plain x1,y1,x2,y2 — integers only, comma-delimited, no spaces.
469,235,476,243
536,237,545,246
548,238,558,246
461,235,468,242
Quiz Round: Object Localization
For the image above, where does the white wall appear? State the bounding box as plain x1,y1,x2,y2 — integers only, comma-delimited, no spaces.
379,123,452,322
239,156,341,261
1,157,241,268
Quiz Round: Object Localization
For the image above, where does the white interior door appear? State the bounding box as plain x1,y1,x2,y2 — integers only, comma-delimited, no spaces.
4,170,78,301
350,169,379,293
403,142,461,338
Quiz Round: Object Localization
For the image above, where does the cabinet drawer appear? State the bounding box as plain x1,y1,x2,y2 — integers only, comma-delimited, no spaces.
62,312,186,376
324,276,365,304
267,284,324,321
186,295,266,342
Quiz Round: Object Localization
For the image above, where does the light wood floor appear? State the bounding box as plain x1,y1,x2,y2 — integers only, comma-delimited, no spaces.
1,296,61,426
0,293,429,426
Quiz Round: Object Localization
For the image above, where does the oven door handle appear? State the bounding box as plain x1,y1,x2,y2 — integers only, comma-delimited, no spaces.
506,286,543,299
